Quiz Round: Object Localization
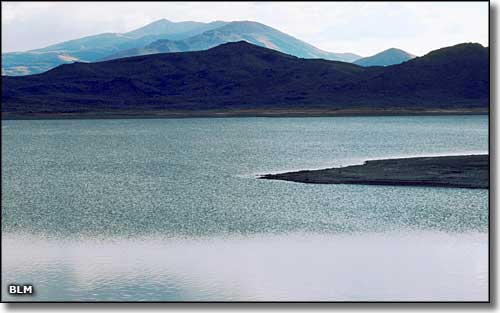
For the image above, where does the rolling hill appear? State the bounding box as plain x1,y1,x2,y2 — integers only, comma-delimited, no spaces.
2,42,488,117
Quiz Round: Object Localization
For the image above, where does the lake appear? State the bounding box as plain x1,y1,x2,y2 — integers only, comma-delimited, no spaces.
1,115,489,301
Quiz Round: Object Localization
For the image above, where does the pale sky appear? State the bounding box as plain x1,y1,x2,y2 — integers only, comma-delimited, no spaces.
1,1,489,56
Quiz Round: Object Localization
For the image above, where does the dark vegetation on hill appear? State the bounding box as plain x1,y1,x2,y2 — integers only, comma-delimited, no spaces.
2,42,488,116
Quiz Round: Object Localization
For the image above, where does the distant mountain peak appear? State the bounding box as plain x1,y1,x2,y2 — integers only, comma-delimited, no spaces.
383,47,411,54
226,20,269,27
217,21,291,36
124,19,219,39
149,18,172,24
354,47,415,67
103,20,361,63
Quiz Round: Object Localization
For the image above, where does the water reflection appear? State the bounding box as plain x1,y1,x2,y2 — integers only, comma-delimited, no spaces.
2,231,488,301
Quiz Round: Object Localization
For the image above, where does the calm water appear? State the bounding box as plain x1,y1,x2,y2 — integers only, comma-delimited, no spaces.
1,116,488,301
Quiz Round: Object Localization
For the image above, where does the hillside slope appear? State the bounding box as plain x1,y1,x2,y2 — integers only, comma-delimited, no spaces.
2,42,488,116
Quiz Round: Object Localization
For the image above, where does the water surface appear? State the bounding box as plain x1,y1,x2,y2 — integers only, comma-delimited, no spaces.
2,115,488,301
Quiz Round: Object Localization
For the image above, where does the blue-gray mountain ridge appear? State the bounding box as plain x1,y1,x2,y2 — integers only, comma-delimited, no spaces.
99,21,361,62
354,48,416,67
2,19,362,76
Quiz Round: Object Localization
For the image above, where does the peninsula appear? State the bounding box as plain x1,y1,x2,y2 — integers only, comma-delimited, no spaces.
260,155,489,189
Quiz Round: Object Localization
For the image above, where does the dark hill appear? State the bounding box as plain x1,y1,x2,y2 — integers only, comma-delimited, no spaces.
359,43,489,100
2,42,488,116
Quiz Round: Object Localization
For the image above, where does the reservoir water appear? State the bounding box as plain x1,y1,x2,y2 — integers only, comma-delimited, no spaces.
1,115,488,301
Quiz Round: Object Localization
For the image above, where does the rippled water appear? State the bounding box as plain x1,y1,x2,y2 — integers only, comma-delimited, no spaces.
1,116,489,301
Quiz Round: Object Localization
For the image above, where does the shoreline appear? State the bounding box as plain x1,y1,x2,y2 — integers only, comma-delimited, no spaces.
1,108,488,120
260,154,489,189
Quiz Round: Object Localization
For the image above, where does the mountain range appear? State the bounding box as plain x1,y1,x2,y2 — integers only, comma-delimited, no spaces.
2,19,364,76
2,41,488,117
2,19,227,76
2,19,420,76
100,21,361,62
